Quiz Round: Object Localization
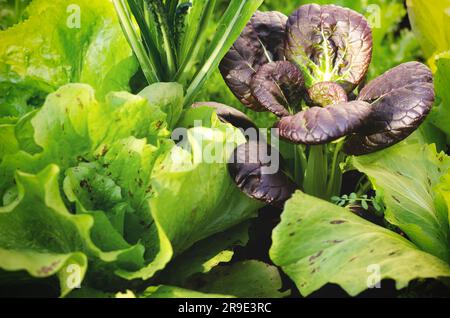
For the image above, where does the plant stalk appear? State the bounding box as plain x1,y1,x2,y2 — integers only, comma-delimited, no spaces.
326,141,344,198
184,0,263,107
294,144,307,187
151,0,177,78
303,145,328,199
113,0,160,83
175,0,216,83
128,0,164,77
357,179,372,196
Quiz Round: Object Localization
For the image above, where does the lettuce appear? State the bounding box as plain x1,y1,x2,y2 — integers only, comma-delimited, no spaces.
0,83,262,295
70,260,288,298
159,222,251,286
0,0,138,118
182,260,289,298
0,166,90,298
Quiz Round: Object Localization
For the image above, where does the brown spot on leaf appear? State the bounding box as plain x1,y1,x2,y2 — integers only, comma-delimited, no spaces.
392,196,401,203
324,239,344,244
76,97,83,109
101,146,109,157
37,260,61,276
330,220,346,225
388,250,400,256
80,179,92,193
309,250,323,263
76,156,89,163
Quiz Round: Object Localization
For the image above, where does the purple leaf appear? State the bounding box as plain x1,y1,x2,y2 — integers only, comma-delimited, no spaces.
228,140,297,208
345,62,435,155
275,101,372,145
250,61,305,117
192,102,257,131
219,11,288,111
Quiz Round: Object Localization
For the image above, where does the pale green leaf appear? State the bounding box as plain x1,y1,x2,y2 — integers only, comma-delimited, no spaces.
270,191,450,296
350,141,450,262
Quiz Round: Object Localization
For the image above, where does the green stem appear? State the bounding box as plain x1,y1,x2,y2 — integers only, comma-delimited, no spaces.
128,0,164,77
326,141,344,198
175,0,216,83
294,146,299,186
15,0,21,22
357,179,372,196
166,0,179,25
184,0,263,107
151,0,177,78
303,145,328,199
294,144,307,186
113,0,160,83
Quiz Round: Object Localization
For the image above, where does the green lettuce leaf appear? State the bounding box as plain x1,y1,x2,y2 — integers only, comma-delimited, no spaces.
14,110,42,154
270,191,450,296
350,140,450,262
407,0,450,68
0,83,169,198
0,0,137,118
0,165,91,297
406,2,450,144
0,164,160,295
0,83,261,291
139,83,184,129
0,84,167,288
0,124,18,158
119,109,262,280
160,222,250,286
185,260,289,298
148,112,262,254
67,287,115,298
436,173,450,232
429,53,450,142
